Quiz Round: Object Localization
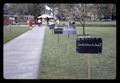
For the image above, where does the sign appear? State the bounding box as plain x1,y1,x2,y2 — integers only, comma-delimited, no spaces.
76,36,102,53
63,27,76,34
54,28,63,34
49,24,55,29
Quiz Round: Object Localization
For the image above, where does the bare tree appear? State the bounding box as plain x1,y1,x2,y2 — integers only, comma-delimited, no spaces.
56,4,88,35
72,4,87,35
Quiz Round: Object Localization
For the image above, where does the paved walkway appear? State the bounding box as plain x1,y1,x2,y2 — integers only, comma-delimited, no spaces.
4,25,46,79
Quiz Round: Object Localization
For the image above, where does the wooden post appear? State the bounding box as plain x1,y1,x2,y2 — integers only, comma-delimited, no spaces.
87,55,91,79
52,29,54,35
58,34,59,44
10,24,11,32
83,24,85,35
68,34,69,38
67,36,69,55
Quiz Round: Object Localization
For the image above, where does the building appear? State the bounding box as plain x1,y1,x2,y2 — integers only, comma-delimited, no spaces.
4,14,34,25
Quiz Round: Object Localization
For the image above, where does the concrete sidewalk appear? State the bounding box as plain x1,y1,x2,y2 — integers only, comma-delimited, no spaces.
4,25,46,79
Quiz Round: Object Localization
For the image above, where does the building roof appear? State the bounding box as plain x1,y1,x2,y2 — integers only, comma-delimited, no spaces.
38,14,53,18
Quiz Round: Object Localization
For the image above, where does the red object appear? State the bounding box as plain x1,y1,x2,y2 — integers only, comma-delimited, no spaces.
27,19,33,27
4,16,13,25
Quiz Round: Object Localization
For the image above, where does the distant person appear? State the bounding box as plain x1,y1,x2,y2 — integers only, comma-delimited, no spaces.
56,19,60,27
46,17,49,25
37,19,41,26
72,21,76,28
68,20,76,28
27,19,33,29
56,19,60,24
71,21,75,25
14,20,18,25
68,20,72,26
34,19,37,25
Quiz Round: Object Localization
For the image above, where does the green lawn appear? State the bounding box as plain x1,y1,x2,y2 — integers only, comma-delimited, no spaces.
59,21,116,27
4,25,30,44
3,22,116,79
38,24,116,79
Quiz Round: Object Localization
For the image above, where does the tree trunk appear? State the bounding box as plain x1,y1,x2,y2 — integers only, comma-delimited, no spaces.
78,18,85,35
83,22,85,35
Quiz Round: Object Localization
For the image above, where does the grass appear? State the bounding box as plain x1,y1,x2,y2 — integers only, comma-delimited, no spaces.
39,23,116,79
4,25,30,44
3,22,116,79
59,21,116,27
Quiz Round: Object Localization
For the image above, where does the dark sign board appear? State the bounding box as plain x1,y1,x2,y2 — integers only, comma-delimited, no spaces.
54,28,63,34
76,36,102,53
63,26,76,34
49,24,55,29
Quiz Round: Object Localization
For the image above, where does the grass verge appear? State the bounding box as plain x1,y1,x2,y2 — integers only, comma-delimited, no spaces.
4,25,30,44
39,25,116,79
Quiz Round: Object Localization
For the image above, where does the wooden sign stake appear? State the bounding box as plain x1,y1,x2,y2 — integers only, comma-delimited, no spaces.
67,37,69,55
52,29,54,35
58,34,59,44
87,55,91,79
68,34,69,38
10,24,11,32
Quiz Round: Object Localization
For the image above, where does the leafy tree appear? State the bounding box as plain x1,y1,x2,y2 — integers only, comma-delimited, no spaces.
4,3,45,18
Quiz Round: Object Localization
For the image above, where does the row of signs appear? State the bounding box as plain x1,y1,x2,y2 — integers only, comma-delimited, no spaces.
49,24,76,35
48,24,102,54
54,27,76,34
